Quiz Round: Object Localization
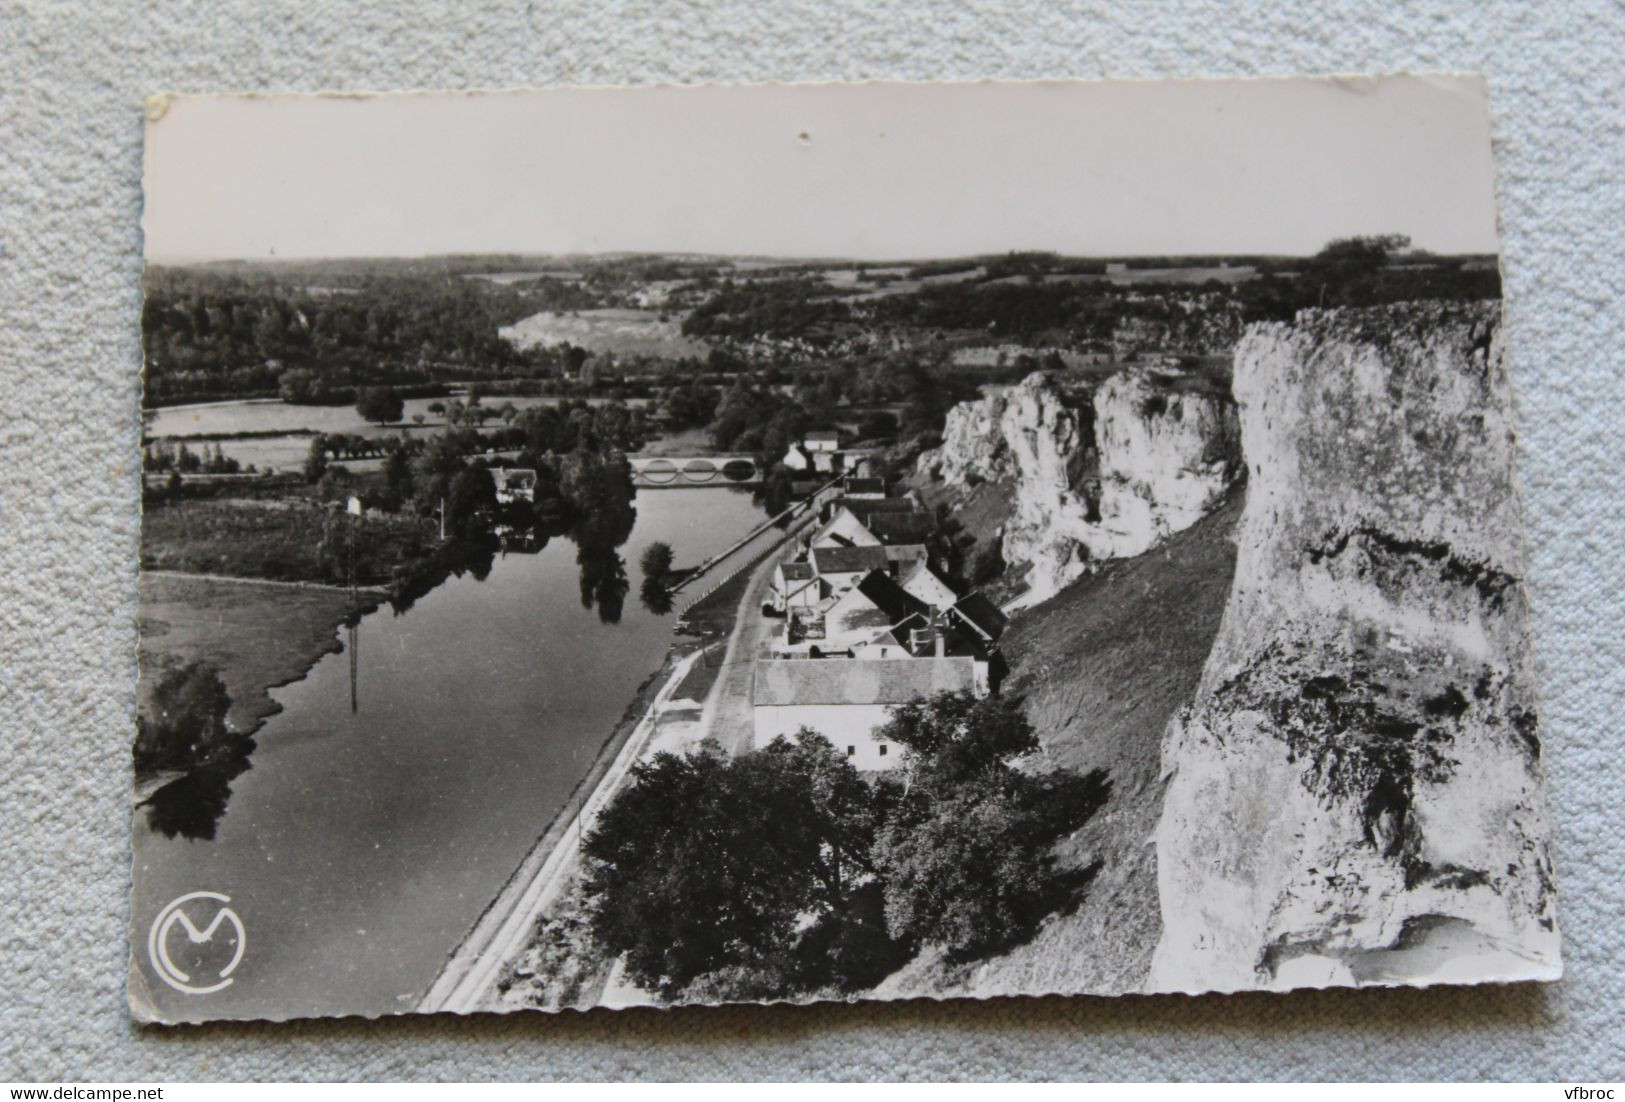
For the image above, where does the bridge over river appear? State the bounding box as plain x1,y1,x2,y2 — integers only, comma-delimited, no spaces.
630,454,761,487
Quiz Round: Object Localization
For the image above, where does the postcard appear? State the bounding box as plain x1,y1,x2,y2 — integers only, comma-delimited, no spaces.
132,75,1559,1023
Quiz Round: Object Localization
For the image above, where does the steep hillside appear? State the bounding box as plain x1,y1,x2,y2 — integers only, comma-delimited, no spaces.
875,491,1242,998
1151,303,1560,993
918,369,1240,605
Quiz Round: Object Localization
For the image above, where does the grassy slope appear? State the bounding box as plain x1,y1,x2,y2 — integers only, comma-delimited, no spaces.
876,490,1242,998
137,572,373,735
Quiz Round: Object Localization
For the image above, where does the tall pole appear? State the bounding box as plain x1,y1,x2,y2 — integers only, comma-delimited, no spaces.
348,507,359,714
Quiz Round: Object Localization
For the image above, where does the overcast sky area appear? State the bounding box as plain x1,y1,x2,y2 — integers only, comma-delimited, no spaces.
143,76,1501,263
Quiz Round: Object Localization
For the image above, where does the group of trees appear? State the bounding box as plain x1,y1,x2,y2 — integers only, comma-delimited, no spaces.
134,661,256,841
142,440,243,475
577,691,1110,1002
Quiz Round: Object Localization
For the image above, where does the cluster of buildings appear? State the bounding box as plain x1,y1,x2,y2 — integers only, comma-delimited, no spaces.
750,447,1006,772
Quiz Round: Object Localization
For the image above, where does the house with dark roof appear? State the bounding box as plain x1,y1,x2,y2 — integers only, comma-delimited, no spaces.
751,656,982,770
949,592,1008,647
841,477,887,499
832,571,932,656
808,544,889,594
818,495,916,523
864,512,937,546
812,498,919,544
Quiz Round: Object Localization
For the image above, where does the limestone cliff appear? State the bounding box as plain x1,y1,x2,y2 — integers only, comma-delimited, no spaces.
920,369,1241,604
1149,302,1560,993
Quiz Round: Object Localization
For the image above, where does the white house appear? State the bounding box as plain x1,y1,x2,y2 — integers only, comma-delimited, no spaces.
781,443,814,472
493,468,538,504
770,560,822,613
803,430,841,452
751,656,981,771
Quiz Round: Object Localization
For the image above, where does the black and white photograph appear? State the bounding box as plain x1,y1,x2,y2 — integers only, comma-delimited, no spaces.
130,76,1560,1024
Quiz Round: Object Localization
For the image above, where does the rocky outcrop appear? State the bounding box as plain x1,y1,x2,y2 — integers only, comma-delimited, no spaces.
1149,302,1560,993
920,370,1241,604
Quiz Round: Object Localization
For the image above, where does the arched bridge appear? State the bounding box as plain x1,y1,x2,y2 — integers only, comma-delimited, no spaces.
630,454,761,487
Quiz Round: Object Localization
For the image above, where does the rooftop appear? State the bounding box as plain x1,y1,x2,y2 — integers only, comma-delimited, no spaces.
811,544,889,575
951,592,1009,642
778,561,815,581
865,513,937,545
854,569,932,626
836,498,917,518
752,656,978,707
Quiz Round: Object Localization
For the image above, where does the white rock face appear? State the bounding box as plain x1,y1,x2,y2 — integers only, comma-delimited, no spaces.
1149,303,1560,994
921,370,1240,604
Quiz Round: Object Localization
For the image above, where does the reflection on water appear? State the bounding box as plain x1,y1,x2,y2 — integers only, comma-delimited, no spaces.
575,544,629,623
131,487,775,1021
639,576,675,616
141,745,256,841
135,662,260,842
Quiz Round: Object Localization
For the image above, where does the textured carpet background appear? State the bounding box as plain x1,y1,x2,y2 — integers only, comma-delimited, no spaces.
2,0,1621,1082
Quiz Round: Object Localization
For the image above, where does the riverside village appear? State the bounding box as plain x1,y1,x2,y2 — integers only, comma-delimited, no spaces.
131,81,1560,1024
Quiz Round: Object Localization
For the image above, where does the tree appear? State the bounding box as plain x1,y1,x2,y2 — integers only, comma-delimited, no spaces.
412,433,466,514
878,691,1038,786
278,367,326,404
134,661,257,842
639,540,674,580
858,410,899,440
303,435,329,483
1299,234,1413,309
383,447,414,506
134,661,233,777
869,691,1110,959
445,461,496,535
582,735,883,999
356,386,405,426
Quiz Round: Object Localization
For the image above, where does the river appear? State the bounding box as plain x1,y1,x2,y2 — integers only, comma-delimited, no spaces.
131,487,770,1022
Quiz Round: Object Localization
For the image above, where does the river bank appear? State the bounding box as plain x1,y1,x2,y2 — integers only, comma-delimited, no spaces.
137,571,383,735
418,643,706,1013
421,504,820,1014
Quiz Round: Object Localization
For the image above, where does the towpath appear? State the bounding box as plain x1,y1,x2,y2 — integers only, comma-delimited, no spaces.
419,503,813,1013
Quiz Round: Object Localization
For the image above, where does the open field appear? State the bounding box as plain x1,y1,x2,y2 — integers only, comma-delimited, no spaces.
138,572,378,734
142,496,439,586
499,308,709,359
